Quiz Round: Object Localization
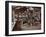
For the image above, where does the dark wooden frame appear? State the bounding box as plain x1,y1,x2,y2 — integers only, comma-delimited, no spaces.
5,1,45,36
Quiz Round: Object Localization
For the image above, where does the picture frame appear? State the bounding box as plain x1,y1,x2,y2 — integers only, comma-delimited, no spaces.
5,1,45,36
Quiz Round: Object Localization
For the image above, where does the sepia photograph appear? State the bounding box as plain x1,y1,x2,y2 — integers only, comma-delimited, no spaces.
12,6,41,31
5,1,45,36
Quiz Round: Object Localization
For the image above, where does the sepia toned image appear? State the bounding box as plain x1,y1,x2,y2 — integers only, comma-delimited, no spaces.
12,6,41,31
